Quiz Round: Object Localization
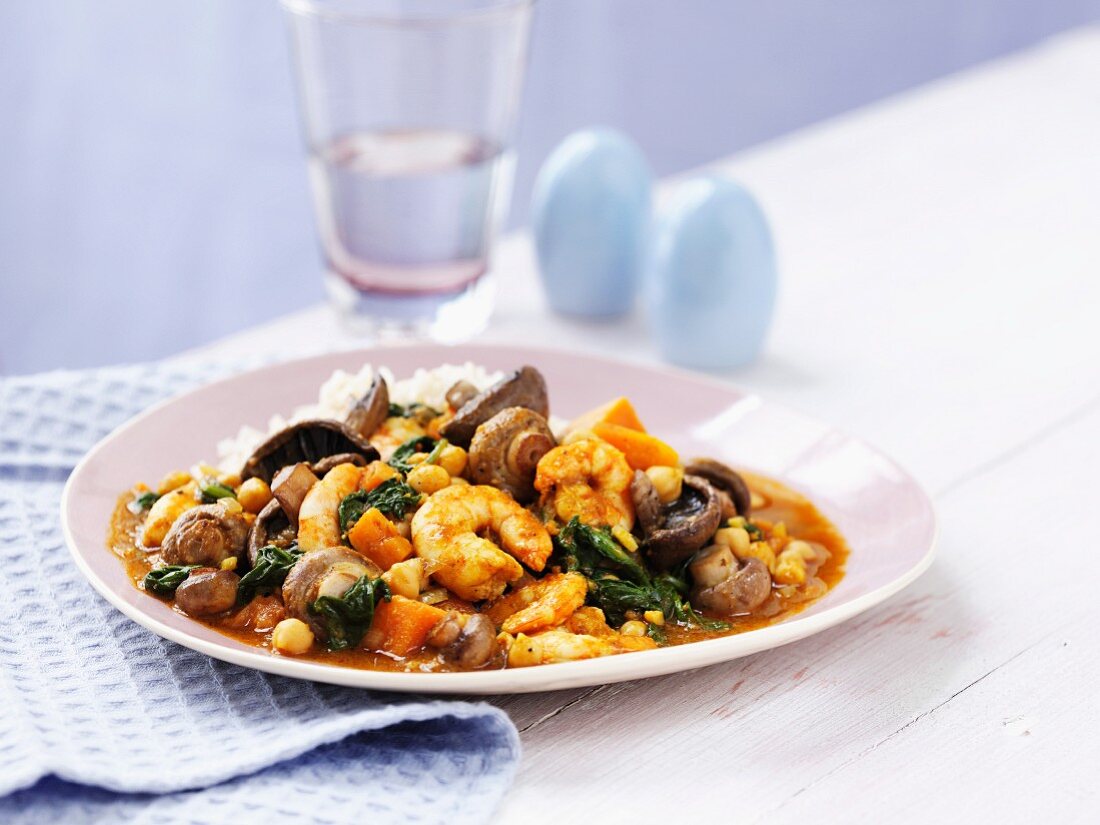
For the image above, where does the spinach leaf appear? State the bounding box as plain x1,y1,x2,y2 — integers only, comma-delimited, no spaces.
127,490,160,515
387,435,438,474
309,576,390,651
143,564,197,595
387,402,441,424
237,542,303,604
337,478,421,537
556,517,650,584
744,521,763,539
200,480,236,503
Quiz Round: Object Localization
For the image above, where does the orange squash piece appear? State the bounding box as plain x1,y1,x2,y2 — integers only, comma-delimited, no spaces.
347,507,414,570
566,397,647,434
359,460,399,492
369,596,447,657
590,421,679,470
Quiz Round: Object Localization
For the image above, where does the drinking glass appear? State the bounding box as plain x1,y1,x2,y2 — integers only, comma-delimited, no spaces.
282,0,535,341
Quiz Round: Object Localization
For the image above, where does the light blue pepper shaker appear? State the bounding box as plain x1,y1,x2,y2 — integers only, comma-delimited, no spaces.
647,176,777,369
532,129,653,316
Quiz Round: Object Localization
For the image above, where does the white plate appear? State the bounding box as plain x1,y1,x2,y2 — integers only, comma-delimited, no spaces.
62,345,936,694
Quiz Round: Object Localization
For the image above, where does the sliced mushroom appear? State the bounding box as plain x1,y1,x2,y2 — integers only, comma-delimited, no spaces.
684,458,752,518
246,499,295,566
241,420,379,484
161,504,249,567
271,462,320,526
690,547,771,615
440,366,550,448
282,547,382,640
311,453,368,475
629,470,662,533
175,569,240,616
428,612,498,669
445,380,480,411
468,407,556,503
345,375,389,440
640,475,724,570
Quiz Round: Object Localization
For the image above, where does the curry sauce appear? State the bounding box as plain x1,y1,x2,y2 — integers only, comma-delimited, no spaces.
108,470,847,673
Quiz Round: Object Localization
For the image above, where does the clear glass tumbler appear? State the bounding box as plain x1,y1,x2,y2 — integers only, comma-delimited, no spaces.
282,0,535,341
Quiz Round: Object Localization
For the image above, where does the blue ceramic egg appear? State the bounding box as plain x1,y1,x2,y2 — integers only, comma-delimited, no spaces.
532,129,653,316
647,176,777,369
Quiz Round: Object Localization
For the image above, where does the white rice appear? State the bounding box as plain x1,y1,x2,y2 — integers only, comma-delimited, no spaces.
216,362,504,473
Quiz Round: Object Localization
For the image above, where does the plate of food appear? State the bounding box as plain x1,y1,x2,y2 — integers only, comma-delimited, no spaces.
61,344,936,694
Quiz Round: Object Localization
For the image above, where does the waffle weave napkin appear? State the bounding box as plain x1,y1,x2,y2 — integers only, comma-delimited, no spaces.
0,361,520,824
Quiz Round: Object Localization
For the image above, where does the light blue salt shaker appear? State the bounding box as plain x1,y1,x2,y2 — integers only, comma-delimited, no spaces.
647,176,777,369
532,129,653,316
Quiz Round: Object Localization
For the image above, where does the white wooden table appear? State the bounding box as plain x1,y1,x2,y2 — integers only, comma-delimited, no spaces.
193,27,1100,823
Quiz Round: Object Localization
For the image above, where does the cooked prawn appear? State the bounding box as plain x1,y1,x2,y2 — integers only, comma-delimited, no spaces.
297,463,362,551
504,628,657,667
534,439,635,531
411,484,552,601
487,572,588,634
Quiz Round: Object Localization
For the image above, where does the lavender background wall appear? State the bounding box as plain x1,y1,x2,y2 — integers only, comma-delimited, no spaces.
2,0,1097,374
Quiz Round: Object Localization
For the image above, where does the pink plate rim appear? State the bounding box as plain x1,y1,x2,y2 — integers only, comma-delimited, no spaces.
61,343,937,695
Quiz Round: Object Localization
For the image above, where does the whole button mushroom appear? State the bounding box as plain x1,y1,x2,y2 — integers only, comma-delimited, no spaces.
631,474,724,570
241,420,379,484
468,407,557,504
282,547,382,643
684,457,752,518
161,504,249,567
175,569,240,616
440,366,549,448
690,546,771,615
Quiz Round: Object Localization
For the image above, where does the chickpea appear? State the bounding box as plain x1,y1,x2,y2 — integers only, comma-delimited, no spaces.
407,464,450,495
645,465,683,503
237,477,273,514
272,618,315,655
620,620,648,637
382,559,426,599
449,476,470,487
643,610,665,626
437,445,468,477
714,526,751,557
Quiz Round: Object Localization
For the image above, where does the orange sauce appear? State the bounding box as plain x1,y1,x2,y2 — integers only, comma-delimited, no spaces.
108,472,848,672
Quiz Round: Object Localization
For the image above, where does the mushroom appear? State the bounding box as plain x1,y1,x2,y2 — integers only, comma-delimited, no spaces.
445,380,479,411
246,499,296,566
270,462,320,526
684,458,752,518
467,407,556,503
345,375,390,440
634,474,724,570
175,569,240,616
240,420,379,484
630,470,663,533
427,612,498,669
690,545,771,615
281,547,382,641
161,504,249,567
440,366,550,448
311,453,368,475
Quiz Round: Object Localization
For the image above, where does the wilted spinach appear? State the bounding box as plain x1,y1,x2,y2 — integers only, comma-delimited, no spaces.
387,435,438,474
127,491,160,515
309,575,390,651
200,480,236,503
237,542,303,604
143,564,197,595
337,478,421,537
